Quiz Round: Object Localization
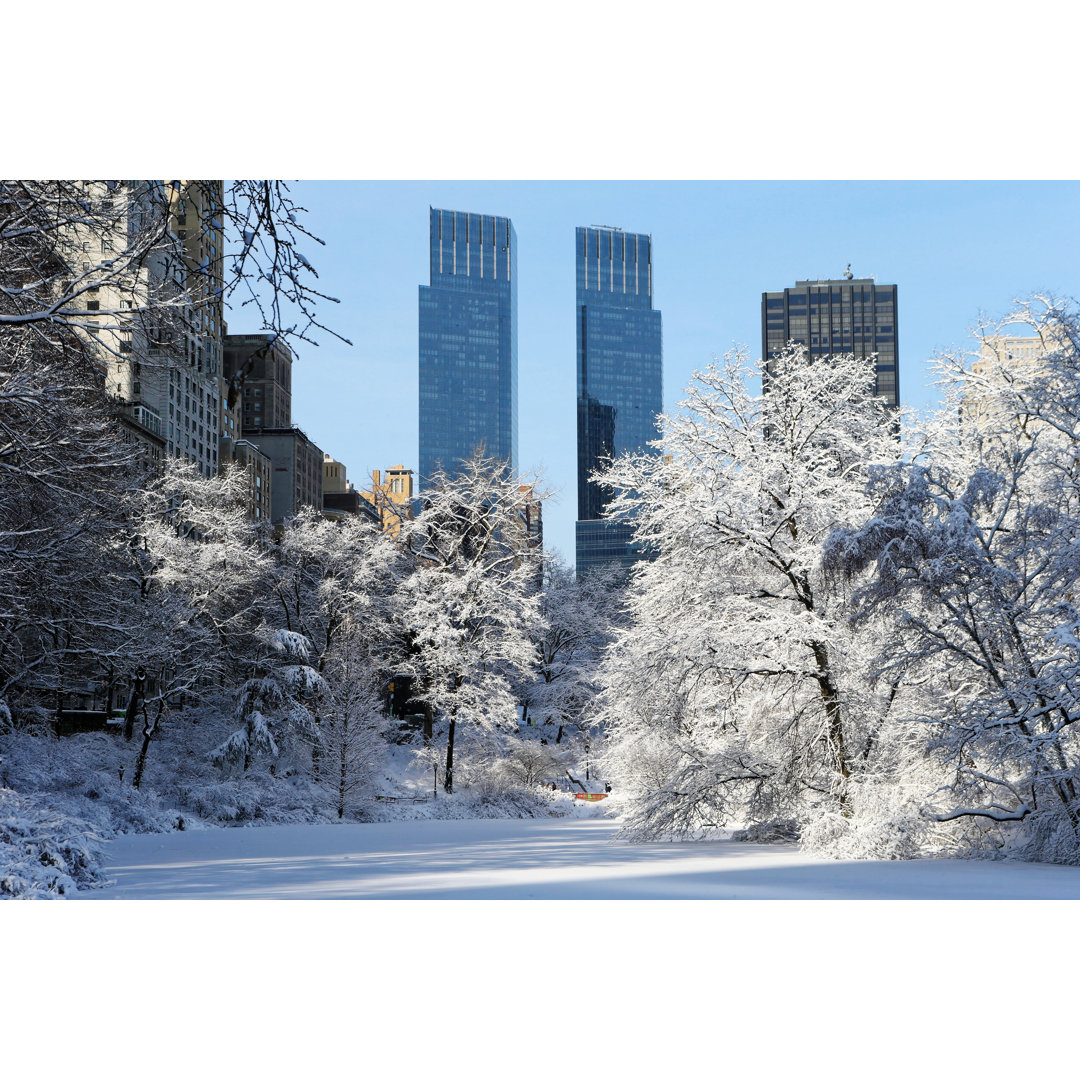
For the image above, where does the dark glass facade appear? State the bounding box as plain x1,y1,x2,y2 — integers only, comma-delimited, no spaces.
575,226,663,574
419,208,517,488
761,277,899,407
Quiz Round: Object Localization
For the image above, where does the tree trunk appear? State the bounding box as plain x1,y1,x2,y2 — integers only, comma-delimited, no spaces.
132,703,161,790
422,703,433,744
311,712,322,783
122,670,145,741
444,717,456,794
810,640,851,813
338,716,348,819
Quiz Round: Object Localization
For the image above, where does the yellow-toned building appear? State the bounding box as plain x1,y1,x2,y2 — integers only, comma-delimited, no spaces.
321,454,378,525
965,332,1059,443
360,465,415,535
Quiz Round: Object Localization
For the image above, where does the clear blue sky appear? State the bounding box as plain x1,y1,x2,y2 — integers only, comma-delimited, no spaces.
274,181,1080,566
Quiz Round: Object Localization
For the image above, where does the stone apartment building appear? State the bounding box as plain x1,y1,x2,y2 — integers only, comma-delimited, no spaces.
63,180,226,478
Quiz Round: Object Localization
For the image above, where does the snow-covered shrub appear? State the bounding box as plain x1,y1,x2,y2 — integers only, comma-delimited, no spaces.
484,737,562,792
1,702,57,738
174,772,337,825
1,730,179,833
800,803,925,860
796,729,943,859
375,786,571,822
0,788,108,898
1004,800,1080,866
731,820,801,845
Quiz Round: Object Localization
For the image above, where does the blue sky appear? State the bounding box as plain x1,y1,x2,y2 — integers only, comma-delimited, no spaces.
279,181,1080,565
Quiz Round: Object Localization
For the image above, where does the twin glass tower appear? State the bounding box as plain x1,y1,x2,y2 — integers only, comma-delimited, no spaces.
418,209,901,574
574,226,663,572
418,208,664,573
418,208,518,487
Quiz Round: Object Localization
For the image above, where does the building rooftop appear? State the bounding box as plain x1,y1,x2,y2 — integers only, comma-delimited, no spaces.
793,278,880,287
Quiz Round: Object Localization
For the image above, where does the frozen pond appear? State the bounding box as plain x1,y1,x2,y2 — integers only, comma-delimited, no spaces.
78,817,1080,899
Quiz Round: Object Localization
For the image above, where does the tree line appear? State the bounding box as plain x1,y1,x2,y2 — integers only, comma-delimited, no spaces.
0,181,619,819
597,297,1080,865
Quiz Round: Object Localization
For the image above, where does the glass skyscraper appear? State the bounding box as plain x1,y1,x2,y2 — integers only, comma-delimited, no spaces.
418,207,517,488
575,225,663,574
761,275,899,407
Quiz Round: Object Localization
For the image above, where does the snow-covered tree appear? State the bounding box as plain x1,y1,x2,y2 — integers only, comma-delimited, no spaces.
122,458,271,786
828,297,1080,863
265,508,402,788
209,628,324,777
398,452,545,793
0,180,345,353
269,508,399,674
319,621,389,818
519,556,624,744
0,208,141,720
599,345,903,839
0,179,342,726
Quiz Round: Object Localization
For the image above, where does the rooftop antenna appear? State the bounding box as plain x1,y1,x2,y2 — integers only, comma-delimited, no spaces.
843,264,854,280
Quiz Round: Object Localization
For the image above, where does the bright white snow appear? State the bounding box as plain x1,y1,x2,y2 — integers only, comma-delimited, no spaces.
80,818,1080,899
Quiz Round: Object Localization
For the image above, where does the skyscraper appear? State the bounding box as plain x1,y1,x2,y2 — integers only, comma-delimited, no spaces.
761,273,900,407
418,208,517,487
575,225,663,574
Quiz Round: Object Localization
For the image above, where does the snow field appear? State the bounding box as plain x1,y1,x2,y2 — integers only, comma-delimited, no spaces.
82,817,1080,900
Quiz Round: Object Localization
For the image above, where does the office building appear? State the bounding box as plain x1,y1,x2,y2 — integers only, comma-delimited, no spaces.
575,225,663,574
418,208,517,487
218,333,242,450
223,332,294,433
219,437,273,521
514,484,544,588
322,454,380,525
323,453,349,496
517,484,543,552
244,427,323,523
761,272,899,407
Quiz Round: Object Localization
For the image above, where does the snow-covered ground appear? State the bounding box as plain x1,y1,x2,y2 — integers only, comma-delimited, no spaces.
80,817,1080,899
